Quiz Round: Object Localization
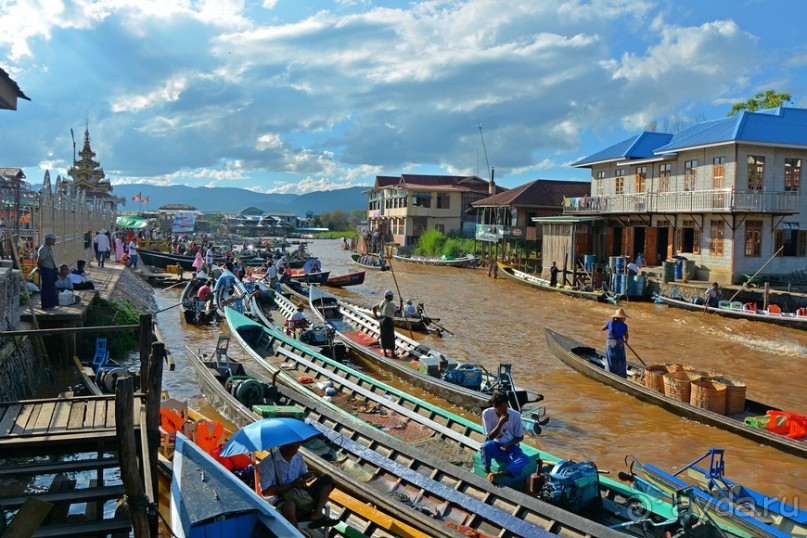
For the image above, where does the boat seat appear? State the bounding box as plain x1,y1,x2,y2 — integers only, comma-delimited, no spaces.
92,338,109,367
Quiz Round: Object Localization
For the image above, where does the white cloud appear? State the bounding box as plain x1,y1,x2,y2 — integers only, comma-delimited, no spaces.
263,176,368,194
256,133,283,151
111,75,189,113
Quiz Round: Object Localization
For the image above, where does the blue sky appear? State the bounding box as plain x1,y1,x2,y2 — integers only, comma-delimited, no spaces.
2,0,807,194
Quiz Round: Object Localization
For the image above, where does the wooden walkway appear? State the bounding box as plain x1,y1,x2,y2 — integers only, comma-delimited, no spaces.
0,394,143,456
0,394,145,536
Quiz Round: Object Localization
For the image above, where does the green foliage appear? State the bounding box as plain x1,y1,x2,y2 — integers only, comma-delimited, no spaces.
316,210,352,232
77,297,140,359
413,230,446,256
207,212,225,228
728,90,792,116
312,231,358,239
412,230,480,257
240,207,263,215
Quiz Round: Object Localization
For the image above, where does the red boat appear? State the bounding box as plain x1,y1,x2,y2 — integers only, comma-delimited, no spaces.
325,271,366,288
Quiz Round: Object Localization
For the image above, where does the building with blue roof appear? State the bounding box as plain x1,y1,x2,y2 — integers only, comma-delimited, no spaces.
555,107,806,284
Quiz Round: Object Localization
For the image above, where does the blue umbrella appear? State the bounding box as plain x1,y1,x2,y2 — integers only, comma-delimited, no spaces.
219,418,320,457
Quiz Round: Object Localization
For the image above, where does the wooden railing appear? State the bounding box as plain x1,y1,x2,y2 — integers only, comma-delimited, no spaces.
563,189,799,215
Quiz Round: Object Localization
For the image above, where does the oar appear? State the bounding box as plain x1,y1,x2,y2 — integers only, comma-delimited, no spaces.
384,245,415,340
624,342,647,367
726,245,784,303
155,302,182,314
164,280,187,290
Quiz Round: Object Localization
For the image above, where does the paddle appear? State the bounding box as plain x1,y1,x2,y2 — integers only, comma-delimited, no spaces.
726,245,784,304
155,302,182,314
383,245,415,341
624,341,647,368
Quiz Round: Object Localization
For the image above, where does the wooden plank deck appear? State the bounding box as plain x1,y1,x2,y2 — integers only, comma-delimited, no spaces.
0,395,145,456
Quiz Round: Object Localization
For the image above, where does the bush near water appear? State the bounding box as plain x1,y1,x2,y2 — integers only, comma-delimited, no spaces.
413,230,478,258
77,297,140,359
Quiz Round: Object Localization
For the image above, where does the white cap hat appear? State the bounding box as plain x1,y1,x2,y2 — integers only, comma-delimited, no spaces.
384,290,394,297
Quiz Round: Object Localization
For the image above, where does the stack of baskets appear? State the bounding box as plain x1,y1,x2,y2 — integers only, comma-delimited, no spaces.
638,362,747,416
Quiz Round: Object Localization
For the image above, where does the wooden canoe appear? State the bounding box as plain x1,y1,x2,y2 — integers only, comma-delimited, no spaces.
186,339,562,538
544,328,807,459
224,308,700,536
350,253,388,271
324,271,365,287
306,286,540,412
654,292,807,330
171,433,302,537
391,254,478,268
180,279,216,324
289,270,330,285
498,262,621,304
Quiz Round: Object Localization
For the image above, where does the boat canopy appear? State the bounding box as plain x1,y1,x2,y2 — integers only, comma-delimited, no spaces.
116,215,149,228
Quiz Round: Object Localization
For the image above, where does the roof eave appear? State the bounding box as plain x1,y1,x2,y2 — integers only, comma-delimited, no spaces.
616,154,677,167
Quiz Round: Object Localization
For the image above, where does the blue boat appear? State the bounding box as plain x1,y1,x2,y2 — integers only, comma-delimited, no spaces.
170,432,302,538
623,449,806,538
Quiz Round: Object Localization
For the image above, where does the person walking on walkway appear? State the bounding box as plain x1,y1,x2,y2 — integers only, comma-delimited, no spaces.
37,233,58,309
94,230,110,268
600,308,629,377
128,238,138,269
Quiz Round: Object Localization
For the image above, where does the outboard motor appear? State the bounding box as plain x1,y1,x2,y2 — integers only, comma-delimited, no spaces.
443,363,483,390
540,460,601,512
300,324,331,346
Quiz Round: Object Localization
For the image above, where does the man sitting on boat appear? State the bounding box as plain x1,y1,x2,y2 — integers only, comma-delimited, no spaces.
196,279,214,310
285,304,310,336
481,392,529,484
704,282,721,307
402,299,418,318
258,442,338,529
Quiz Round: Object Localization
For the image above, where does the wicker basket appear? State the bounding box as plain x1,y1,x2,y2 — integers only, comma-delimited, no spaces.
690,380,727,414
666,363,696,373
709,375,747,415
664,370,703,402
643,365,668,394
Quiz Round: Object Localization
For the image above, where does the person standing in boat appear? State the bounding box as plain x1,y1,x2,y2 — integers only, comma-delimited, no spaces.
372,290,397,358
549,261,559,287
481,391,529,484
704,282,721,307
600,308,629,377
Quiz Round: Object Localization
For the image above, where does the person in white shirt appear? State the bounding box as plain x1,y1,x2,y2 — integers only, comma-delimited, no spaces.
258,442,336,528
93,231,110,268
265,262,278,289
481,392,529,484
286,304,309,335
403,299,418,318
128,239,138,268
69,260,95,290
55,264,74,291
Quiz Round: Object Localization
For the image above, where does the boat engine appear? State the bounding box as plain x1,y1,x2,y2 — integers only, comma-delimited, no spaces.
300,324,332,346
540,460,601,512
225,376,265,407
443,363,483,390
97,367,129,393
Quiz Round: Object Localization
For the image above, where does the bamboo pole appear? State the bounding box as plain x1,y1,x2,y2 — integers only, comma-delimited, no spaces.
145,341,164,535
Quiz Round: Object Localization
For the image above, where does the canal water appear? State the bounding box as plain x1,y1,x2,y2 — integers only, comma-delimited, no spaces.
154,239,807,507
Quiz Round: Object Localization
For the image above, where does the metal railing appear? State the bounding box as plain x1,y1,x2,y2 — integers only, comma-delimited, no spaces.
563,189,799,215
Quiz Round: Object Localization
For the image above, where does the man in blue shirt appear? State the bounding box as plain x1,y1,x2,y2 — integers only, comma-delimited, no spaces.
601,308,629,377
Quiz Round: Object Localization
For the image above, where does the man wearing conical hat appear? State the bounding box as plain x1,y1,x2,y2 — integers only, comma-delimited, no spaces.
600,308,629,378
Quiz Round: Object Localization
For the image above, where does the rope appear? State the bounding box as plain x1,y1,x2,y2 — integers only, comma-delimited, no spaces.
153,501,181,538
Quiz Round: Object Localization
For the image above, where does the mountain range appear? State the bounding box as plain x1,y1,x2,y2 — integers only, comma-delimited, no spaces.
112,184,369,214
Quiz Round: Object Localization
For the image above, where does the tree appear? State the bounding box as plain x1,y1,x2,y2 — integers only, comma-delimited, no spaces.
348,208,365,228
207,212,224,230
240,206,263,215
728,90,792,116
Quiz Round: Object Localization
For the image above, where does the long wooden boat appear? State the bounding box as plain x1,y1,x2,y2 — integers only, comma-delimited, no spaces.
392,254,478,268
179,279,216,324
214,278,254,319
339,297,439,333
139,247,305,271
324,271,365,287
622,448,806,538
225,308,720,537
305,286,542,413
350,253,388,271
187,338,560,538
498,261,622,304
171,432,302,537
544,328,807,459
289,270,330,285
654,292,807,330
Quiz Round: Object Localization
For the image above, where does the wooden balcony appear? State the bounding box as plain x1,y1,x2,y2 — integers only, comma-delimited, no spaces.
563,189,799,215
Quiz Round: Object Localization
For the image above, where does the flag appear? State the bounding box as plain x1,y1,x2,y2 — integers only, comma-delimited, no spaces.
133,193,141,202
143,197,149,204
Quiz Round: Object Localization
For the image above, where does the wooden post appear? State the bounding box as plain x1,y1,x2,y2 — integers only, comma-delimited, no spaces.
763,282,770,310
138,314,152,389
145,341,165,535
115,375,150,537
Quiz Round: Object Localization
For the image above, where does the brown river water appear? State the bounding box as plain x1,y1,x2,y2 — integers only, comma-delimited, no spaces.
154,239,807,510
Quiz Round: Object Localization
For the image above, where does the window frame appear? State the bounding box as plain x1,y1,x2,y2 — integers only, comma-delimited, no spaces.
713,157,725,189
684,160,697,191
747,155,765,191
709,219,724,256
615,168,625,195
785,158,802,192
744,220,763,257
659,163,672,192
635,166,647,193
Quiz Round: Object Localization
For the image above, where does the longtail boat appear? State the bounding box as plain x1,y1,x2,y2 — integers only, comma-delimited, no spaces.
336,295,440,333
544,328,807,459
304,287,543,414
180,279,215,324
350,253,388,271
289,270,330,285
392,254,478,268
622,449,806,538
498,262,621,304
171,433,302,537
225,308,723,537
324,271,365,288
72,338,133,395
653,291,807,330
187,337,571,538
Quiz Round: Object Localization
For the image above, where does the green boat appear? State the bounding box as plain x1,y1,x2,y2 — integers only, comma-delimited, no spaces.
225,307,724,537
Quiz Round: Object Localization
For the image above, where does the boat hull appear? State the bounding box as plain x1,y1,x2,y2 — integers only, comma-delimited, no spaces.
499,262,620,303
392,254,478,268
655,293,807,330
544,328,807,459
324,271,365,287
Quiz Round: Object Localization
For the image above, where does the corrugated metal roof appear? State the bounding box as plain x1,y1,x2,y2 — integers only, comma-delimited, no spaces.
573,132,673,167
367,173,503,194
655,107,807,153
472,179,590,207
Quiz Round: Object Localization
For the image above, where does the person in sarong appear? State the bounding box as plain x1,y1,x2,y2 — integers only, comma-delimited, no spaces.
372,290,397,358
600,308,629,377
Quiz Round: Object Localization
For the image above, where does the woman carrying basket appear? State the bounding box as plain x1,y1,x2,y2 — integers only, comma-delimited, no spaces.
600,308,629,378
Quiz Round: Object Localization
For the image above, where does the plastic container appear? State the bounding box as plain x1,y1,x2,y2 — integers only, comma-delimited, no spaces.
662,260,676,283
614,257,625,274
608,256,621,272
611,274,622,294
674,261,683,280
584,255,596,273
628,276,646,297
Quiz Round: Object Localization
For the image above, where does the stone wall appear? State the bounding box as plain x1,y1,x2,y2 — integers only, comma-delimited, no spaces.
0,262,22,331
0,336,38,401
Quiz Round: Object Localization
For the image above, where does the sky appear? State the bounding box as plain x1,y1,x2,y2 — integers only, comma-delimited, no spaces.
2,0,807,195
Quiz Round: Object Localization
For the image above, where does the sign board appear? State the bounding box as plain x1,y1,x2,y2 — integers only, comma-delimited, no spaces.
172,213,196,233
